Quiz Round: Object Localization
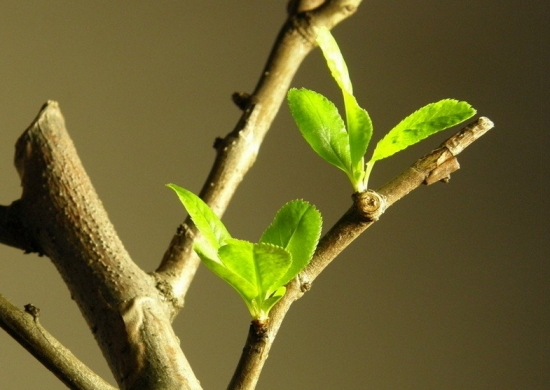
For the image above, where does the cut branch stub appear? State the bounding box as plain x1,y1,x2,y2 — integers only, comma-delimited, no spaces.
380,117,494,208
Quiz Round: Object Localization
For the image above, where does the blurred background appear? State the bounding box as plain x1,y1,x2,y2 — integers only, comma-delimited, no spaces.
0,1,545,389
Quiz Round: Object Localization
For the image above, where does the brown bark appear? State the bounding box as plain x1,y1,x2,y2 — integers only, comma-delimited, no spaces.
0,294,116,390
0,1,366,388
5,101,200,389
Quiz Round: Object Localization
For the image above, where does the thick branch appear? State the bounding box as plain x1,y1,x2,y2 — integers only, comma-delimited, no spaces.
0,294,116,390
227,117,495,389
3,102,200,390
156,0,364,310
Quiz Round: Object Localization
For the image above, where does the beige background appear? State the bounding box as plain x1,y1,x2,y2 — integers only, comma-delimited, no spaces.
0,1,545,389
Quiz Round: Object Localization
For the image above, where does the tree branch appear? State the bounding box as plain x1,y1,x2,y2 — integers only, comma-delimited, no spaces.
227,117,495,390
156,0,364,311
0,294,116,390
2,101,201,389
304,117,495,280
0,2,364,388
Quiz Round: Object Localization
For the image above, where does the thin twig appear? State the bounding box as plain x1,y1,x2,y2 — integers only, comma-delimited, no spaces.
155,0,364,311
227,117,495,390
0,294,117,390
304,117,495,280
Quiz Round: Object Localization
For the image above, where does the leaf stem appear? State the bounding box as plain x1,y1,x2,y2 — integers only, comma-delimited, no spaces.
362,160,375,190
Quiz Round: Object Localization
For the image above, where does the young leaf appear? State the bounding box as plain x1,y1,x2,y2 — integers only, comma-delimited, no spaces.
218,239,292,319
343,91,372,183
260,200,322,285
168,185,321,319
259,286,286,319
314,26,353,95
195,237,291,320
196,249,257,302
314,26,373,188
287,88,351,174
219,239,292,294
370,99,476,162
166,184,231,259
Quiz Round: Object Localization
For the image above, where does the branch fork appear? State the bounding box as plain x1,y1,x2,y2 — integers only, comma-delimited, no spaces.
0,1,496,389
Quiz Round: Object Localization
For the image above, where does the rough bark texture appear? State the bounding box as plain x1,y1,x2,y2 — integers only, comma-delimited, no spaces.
8,102,200,389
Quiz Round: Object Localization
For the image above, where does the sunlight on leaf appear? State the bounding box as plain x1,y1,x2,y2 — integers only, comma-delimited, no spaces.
371,99,476,162
287,88,351,174
169,185,322,320
260,200,322,285
315,26,353,94
167,184,231,260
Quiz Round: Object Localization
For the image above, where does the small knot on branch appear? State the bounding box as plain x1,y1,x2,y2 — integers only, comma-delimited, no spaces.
24,303,40,321
353,190,386,221
231,92,253,111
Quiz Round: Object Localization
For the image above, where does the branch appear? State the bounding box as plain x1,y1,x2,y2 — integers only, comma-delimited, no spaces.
227,117,495,390
304,117,495,280
156,0,364,309
2,102,201,389
0,294,116,390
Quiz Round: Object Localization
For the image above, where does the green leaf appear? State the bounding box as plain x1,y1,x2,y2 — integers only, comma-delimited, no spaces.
343,91,372,182
220,239,292,293
196,249,257,302
259,286,286,319
167,184,231,260
260,200,322,285
287,88,351,174
168,185,322,319
315,26,373,189
371,99,476,162
218,239,292,319
315,26,353,94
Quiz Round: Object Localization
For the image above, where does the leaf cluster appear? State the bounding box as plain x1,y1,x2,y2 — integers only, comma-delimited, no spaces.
287,27,476,191
167,184,322,320
169,28,477,321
